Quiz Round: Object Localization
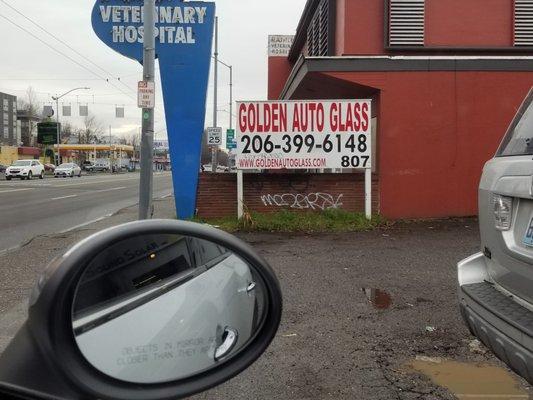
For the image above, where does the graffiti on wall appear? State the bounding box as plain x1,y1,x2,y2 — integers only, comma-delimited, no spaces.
261,193,344,211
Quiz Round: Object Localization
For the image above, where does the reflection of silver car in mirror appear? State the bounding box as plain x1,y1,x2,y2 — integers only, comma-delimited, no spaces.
458,88,533,385
72,234,264,384
0,220,282,400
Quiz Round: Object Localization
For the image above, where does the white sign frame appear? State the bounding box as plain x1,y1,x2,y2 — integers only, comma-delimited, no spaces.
235,99,373,221
207,127,223,147
137,81,155,109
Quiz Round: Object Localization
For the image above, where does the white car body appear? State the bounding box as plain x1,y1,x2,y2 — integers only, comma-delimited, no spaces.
72,235,258,384
54,163,82,178
5,160,44,180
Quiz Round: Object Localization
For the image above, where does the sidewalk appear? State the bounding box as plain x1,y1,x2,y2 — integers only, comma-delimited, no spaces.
0,196,177,352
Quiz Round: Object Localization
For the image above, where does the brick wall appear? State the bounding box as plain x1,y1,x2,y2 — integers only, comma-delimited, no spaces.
196,173,379,219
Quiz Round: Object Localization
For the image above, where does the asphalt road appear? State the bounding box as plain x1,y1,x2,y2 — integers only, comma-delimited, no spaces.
0,172,173,252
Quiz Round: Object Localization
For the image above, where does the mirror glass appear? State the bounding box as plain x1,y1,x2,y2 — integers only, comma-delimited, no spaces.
71,233,267,384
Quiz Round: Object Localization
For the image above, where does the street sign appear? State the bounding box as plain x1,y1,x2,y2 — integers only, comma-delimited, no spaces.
37,122,60,145
236,100,372,170
226,129,237,150
207,127,222,146
137,81,155,109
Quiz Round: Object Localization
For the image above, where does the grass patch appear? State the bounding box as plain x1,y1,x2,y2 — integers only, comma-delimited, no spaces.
192,209,386,233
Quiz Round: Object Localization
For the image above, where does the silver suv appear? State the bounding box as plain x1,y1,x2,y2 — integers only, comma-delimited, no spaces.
458,89,533,384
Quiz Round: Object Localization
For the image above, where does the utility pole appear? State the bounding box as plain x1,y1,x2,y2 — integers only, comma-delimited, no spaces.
138,0,156,220
211,16,219,173
109,125,113,174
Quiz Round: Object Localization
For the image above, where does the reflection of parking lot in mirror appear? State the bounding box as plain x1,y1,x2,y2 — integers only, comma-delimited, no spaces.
72,233,266,384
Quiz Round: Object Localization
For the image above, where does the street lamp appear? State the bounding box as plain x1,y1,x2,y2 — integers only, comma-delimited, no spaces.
216,58,233,131
213,56,233,169
51,87,90,165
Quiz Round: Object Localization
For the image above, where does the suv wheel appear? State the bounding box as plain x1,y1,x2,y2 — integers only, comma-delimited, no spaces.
6,176,11,181
27,172,32,180
39,171,44,180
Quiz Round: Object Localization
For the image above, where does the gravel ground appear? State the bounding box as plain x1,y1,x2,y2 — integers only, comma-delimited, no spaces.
192,219,533,400
0,207,531,399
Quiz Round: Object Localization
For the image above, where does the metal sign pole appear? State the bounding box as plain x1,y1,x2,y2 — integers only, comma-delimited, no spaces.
365,168,372,220
138,0,156,220
237,169,244,219
211,16,219,173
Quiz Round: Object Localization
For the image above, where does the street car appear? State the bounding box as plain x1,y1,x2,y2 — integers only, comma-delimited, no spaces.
458,88,533,385
54,163,82,178
5,160,44,180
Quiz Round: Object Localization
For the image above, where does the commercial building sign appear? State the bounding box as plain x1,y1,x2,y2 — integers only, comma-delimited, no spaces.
236,100,372,170
37,122,60,145
92,0,215,219
268,35,295,57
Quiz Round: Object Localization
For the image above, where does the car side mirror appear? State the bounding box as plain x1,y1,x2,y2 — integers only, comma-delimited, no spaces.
0,220,282,400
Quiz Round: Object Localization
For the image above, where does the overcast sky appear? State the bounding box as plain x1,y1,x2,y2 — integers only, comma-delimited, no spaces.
0,0,306,141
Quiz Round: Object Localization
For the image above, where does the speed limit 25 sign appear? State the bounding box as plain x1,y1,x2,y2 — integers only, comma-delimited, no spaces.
235,100,371,170
207,127,223,147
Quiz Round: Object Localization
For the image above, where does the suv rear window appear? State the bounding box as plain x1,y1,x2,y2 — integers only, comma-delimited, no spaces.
498,89,533,157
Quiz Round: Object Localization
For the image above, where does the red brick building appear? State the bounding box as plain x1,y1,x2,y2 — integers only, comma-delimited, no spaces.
268,0,533,219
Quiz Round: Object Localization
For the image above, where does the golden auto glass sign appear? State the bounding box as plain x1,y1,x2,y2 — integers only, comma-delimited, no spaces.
236,100,372,170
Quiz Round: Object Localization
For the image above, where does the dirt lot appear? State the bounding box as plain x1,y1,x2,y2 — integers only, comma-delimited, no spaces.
193,219,533,400
0,205,531,399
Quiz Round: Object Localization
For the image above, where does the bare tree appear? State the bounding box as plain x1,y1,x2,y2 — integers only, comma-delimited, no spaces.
78,114,104,144
19,87,40,141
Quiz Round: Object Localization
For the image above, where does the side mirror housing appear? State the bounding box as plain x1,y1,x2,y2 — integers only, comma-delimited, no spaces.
0,220,283,400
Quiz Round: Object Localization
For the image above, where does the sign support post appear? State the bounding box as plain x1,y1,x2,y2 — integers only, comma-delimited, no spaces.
211,16,219,173
365,168,372,220
138,0,156,220
237,170,244,219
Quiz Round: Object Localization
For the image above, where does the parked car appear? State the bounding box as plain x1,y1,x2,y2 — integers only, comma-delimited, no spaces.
81,161,95,172
0,164,6,173
458,88,533,385
94,162,110,172
5,160,44,180
54,163,82,178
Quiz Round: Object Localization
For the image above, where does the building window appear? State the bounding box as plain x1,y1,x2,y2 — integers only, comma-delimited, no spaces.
389,0,425,47
307,0,334,57
3,127,8,139
2,99,8,112
514,0,533,46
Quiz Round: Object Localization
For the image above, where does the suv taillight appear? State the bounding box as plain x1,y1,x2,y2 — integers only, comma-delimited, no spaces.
493,194,513,231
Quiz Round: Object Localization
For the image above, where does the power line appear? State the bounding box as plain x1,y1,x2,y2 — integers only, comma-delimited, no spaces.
0,0,137,95
0,12,137,102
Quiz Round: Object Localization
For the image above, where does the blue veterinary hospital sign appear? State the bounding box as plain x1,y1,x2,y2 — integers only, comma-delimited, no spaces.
92,0,215,219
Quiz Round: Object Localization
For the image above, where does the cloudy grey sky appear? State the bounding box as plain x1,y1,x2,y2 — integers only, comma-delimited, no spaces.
0,0,306,141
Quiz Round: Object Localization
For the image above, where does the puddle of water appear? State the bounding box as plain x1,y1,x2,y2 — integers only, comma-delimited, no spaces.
407,358,529,400
362,288,392,309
